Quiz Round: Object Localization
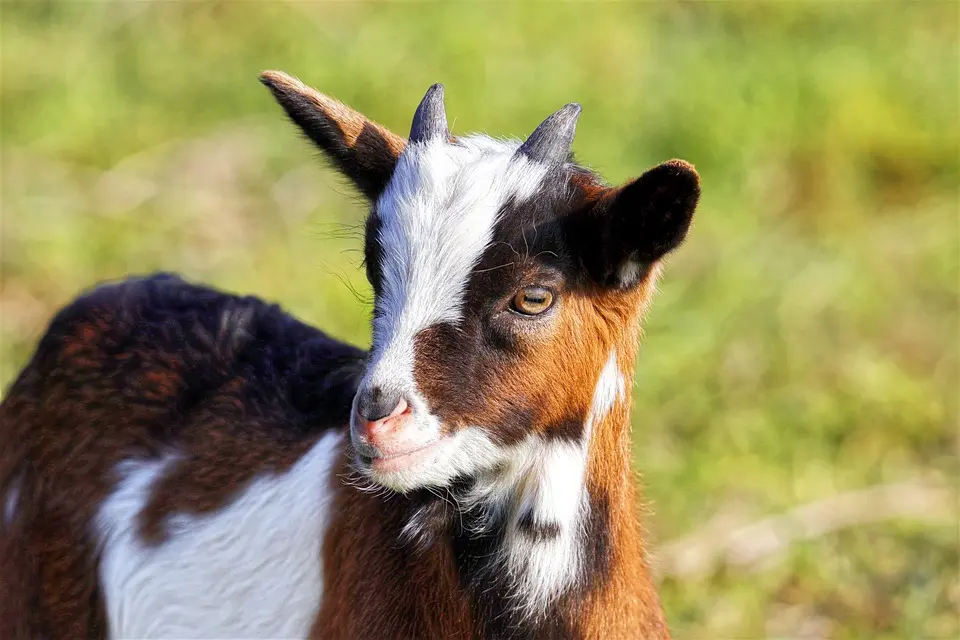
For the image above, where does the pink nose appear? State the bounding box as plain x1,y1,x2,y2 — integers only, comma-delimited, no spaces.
358,396,411,441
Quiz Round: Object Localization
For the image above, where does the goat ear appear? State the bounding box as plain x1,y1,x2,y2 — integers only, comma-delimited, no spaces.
574,160,700,288
260,71,407,201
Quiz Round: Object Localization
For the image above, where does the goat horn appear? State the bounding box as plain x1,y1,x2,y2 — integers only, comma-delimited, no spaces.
409,84,448,144
516,103,581,165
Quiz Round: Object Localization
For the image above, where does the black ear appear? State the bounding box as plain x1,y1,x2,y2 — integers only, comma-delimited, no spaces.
573,160,700,287
260,71,407,201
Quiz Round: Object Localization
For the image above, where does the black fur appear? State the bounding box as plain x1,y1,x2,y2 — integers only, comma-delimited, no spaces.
516,511,562,542
13,272,366,453
566,160,700,287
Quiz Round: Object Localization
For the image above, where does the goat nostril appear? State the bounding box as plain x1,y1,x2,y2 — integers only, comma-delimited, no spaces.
356,387,410,423
389,397,409,419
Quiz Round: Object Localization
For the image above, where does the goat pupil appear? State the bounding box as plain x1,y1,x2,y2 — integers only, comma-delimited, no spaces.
512,287,553,315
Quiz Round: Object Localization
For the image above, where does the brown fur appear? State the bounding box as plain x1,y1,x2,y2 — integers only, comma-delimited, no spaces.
578,283,670,637
312,455,477,639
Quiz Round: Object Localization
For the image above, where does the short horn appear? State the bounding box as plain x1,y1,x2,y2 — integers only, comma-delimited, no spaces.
516,103,582,165
409,83,448,143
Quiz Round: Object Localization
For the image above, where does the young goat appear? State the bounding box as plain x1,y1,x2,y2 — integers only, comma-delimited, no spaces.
0,72,700,639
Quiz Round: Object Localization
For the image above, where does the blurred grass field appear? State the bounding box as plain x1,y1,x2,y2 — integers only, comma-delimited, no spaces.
1,1,957,637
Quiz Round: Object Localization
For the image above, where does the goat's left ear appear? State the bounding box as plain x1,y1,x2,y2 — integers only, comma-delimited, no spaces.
260,70,407,201
573,160,700,287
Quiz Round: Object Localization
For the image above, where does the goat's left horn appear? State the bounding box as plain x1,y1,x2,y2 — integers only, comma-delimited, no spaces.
516,103,581,165
409,83,448,144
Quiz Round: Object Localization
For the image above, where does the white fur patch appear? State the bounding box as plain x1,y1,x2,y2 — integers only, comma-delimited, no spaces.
586,349,626,440
502,440,588,617
96,431,342,639
472,348,626,620
617,257,644,287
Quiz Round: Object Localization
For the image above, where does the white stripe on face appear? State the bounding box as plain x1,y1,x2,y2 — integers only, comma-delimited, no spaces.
362,135,548,402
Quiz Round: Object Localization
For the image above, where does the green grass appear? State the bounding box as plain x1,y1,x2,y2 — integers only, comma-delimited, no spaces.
2,1,957,637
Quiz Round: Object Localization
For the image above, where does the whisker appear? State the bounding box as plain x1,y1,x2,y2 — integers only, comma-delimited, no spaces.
532,250,559,260
473,261,515,274
310,221,366,242
492,240,522,260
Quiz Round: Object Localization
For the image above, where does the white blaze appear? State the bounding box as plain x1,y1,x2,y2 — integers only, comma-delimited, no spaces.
364,135,548,397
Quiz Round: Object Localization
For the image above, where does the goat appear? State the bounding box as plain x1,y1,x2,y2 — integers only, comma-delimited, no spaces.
0,71,700,639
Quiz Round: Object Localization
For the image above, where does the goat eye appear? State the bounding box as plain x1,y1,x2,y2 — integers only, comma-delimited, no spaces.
510,286,554,316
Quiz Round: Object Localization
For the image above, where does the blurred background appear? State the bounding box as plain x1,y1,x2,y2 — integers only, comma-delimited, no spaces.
1,1,957,637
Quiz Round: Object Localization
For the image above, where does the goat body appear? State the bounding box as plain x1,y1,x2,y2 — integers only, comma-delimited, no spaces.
0,72,700,639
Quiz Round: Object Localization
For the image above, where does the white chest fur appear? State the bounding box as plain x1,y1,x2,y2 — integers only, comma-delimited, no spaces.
96,431,342,639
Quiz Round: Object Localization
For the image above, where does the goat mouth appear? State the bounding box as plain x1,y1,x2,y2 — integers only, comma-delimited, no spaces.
368,437,451,473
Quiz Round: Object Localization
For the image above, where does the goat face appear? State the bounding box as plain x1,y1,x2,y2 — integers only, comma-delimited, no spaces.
262,73,700,493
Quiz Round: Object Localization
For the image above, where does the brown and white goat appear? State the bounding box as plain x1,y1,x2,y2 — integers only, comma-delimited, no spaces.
0,71,700,639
